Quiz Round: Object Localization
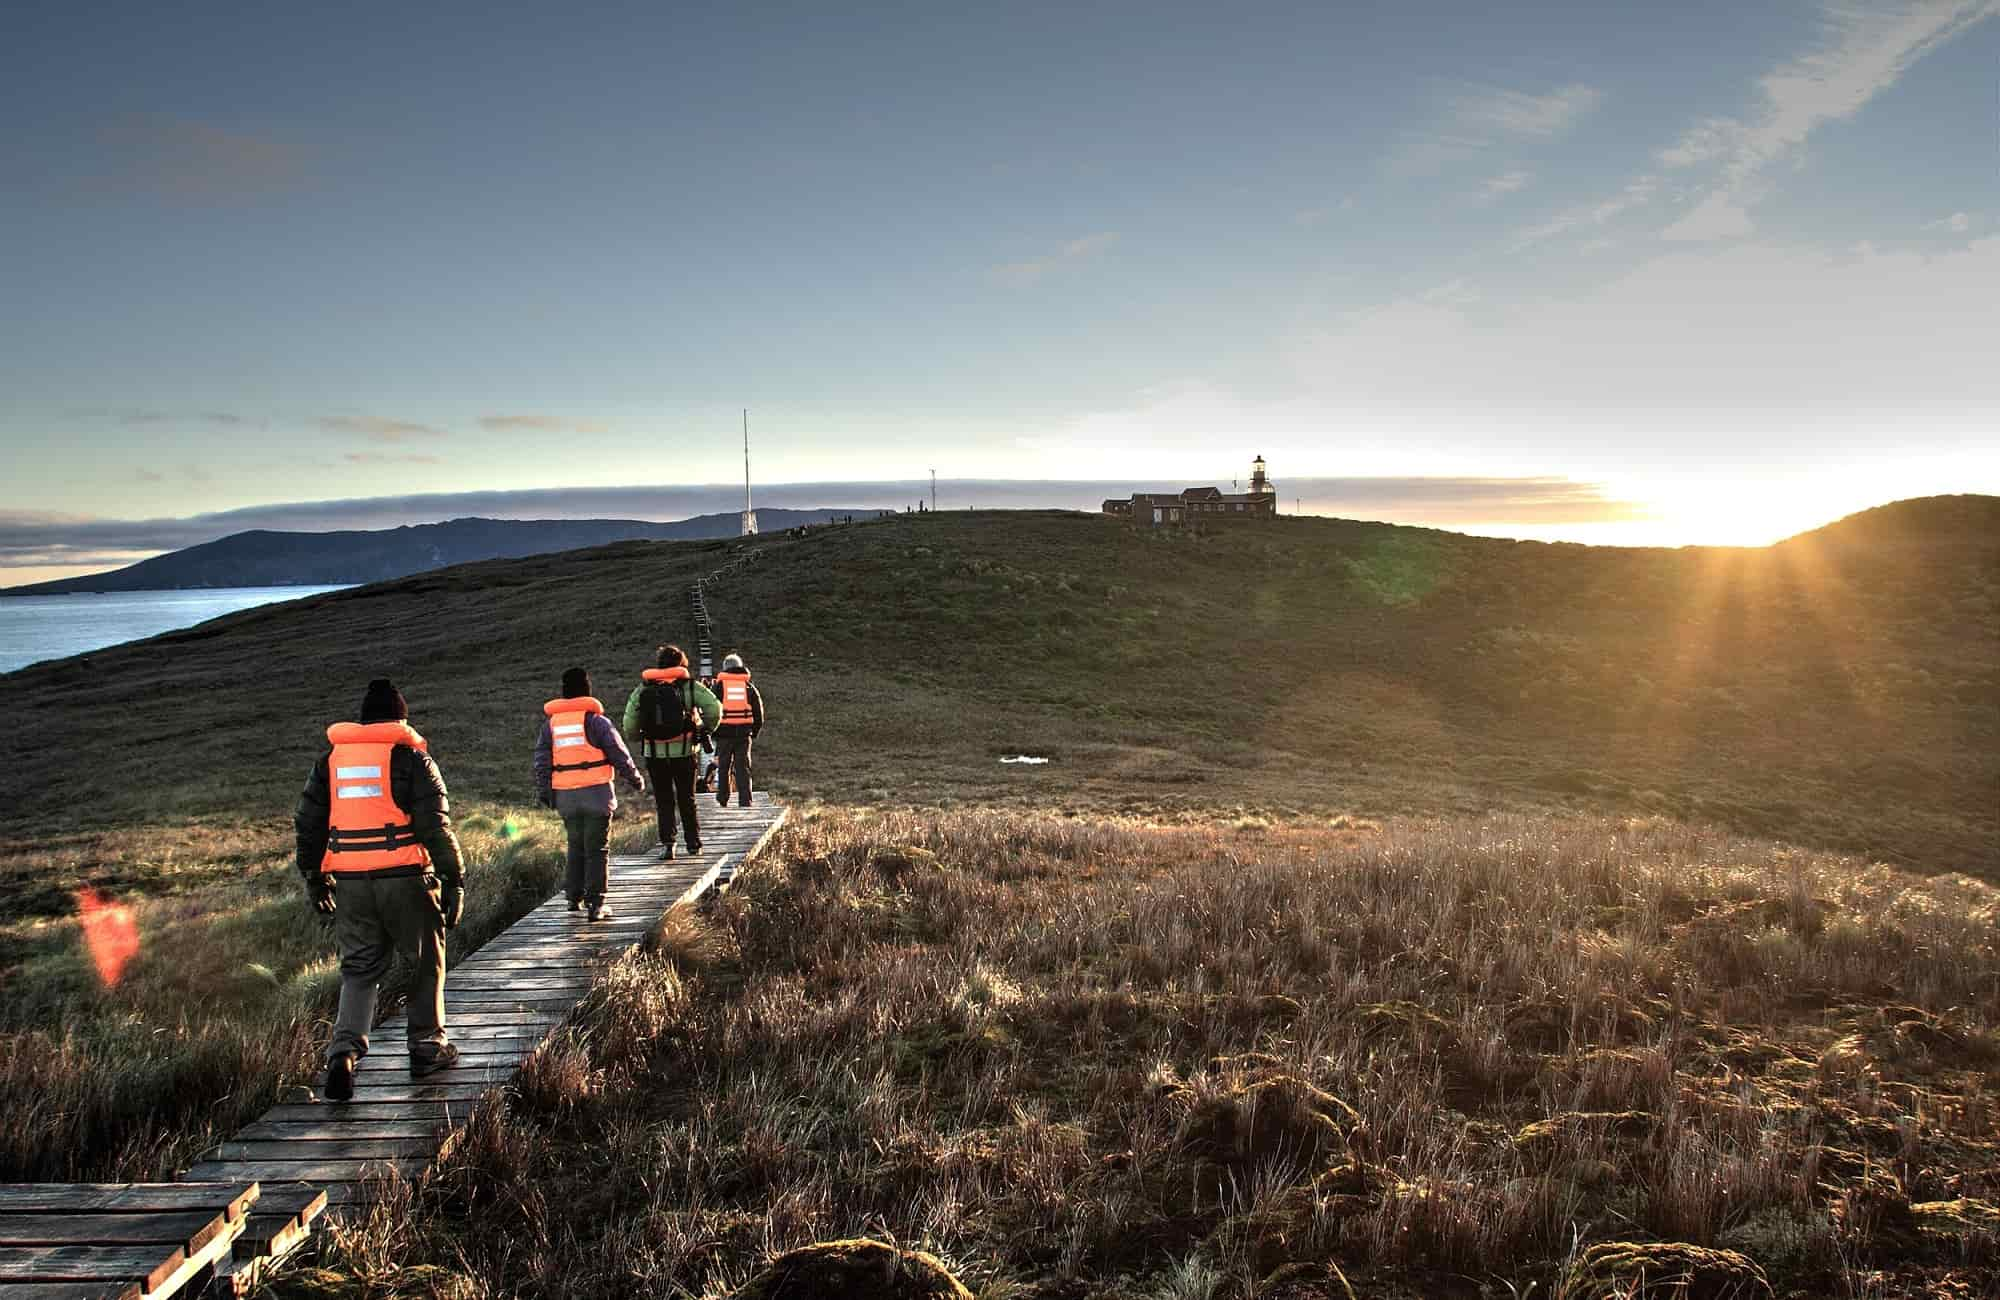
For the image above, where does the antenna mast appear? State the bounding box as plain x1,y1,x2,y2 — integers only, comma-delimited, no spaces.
740,408,758,536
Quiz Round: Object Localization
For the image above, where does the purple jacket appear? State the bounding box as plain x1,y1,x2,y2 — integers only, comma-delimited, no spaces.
533,708,643,817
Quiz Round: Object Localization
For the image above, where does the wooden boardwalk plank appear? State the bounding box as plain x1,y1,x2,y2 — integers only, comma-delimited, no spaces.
0,1187,255,1221
0,1245,184,1292
0,1283,140,1300
0,1214,223,1252
182,1160,421,1186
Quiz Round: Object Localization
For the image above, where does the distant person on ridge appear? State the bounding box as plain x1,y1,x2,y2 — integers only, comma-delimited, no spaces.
294,676,464,1102
534,667,644,922
621,644,720,858
713,652,764,808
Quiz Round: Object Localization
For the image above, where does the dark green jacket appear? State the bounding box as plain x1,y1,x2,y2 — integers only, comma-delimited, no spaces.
622,674,722,760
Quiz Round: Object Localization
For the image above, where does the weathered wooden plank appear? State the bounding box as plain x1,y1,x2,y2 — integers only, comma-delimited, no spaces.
0,1213,223,1253
259,1102,462,1124
353,1054,519,1074
0,1245,182,1292
201,1140,435,1162
0,1187,256,1221
0,1282,140,1299
233,1121,445,1142
180,1159,421,1186
336,1082,501,1102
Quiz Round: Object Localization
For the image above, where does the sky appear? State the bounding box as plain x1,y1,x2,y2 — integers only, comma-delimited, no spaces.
2,1,1995,583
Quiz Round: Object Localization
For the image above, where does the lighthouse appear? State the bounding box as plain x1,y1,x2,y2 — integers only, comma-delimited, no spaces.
1249,455,1273,498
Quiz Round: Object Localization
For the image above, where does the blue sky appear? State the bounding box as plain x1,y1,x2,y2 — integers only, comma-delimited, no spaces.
3,1,1995,580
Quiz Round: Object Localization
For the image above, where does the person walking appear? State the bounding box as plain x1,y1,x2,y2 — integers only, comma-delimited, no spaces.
534,667,644,921
295,677,464,1102
712,652,764,808
621,644,720,858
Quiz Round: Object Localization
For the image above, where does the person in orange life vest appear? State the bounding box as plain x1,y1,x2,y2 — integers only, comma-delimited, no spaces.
294,677,465,1102
533,667,644,922
712,652,764,808
620,645,721,858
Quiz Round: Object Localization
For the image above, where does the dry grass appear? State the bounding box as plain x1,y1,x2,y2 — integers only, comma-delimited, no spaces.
288,806,2000,1299
0,803,658,1182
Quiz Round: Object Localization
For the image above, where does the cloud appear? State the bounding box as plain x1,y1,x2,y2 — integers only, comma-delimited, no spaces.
1476,170,1533,203
343,453,444,465
478,414,613,434
1451,83,1602,137
1510,175,1659,249
1294,198,1355,227
1924,211,1973,232
992,232,1120,284
1661,192,1756,241
1659,2,1996,215
89,115,305,200
118,410,246,428
315,415,448,442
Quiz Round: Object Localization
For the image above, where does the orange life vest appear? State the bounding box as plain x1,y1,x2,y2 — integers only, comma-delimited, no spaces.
640,667,696,742
716,670,754,727
545,697,613,789
322,720,432,875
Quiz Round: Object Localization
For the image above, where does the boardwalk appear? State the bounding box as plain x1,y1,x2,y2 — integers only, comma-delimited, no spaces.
180,794,787,1206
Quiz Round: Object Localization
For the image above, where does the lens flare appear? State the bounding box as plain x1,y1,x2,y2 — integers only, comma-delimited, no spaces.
75,887,140,988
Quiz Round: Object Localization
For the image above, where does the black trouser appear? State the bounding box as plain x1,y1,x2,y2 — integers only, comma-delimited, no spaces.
715,729,753,805
562,811,611,906
647,755,700,849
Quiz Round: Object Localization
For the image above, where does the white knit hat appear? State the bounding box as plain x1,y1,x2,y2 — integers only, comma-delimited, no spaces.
722,652,745,671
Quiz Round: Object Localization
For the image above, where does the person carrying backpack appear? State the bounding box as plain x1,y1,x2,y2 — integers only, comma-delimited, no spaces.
621,644,721,857
534,667,645,921
712,651,764,807
294,677,464,1100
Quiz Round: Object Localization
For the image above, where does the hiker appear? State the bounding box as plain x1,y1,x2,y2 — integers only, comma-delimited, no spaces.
694,727,719,794
534,667,645,921
294,677,464,1101
712,652,764,808
621,644,721,858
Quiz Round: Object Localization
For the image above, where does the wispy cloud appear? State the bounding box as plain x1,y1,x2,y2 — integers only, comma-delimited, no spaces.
1294,197,1355,227
1475,170,1533,204
316,415,448,442
478,414,612,434
991,232,1120,284
118,410,246,428
1924,211,1973,232
1656,1,1997,234
1509,176,1659,250
1451,83,1601,137
1662,191,1756,242
344,452,444,465
88,115,305,200
1395,82,1601,175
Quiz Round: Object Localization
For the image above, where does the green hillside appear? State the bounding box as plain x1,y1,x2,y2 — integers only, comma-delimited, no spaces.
2,500,1994,884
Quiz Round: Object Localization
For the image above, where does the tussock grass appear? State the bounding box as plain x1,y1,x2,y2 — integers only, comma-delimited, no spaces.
0,803,660,1182
293,806,1999,1298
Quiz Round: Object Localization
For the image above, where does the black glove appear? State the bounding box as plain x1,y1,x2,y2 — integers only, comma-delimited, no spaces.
440,882,463,929
307,875,336,919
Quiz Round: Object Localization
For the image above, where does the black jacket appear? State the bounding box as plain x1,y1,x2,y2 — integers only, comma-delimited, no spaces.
295,742,465,887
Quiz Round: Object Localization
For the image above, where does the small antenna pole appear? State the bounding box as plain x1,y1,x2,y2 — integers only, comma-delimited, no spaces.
930,468,936,513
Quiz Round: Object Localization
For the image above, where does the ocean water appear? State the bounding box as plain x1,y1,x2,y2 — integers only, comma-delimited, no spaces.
0,587,350,674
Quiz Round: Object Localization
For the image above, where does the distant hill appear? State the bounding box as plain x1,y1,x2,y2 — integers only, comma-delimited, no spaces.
0,511,875,595
1,496,1992,878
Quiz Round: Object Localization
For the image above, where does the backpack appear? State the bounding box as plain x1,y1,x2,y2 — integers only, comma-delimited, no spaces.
638,677,702,743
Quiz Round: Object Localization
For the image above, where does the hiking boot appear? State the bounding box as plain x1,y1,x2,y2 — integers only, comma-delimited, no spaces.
686,839,702,854
738,798,752,808
588,902,614,922
661,843,675,860
566,898,582,912
411,1043,459,1078
323,1052,356,1102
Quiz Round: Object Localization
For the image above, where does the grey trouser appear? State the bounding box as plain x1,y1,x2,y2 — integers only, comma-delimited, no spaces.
327,871,449,1065
563,810,611,906
714,730,753,805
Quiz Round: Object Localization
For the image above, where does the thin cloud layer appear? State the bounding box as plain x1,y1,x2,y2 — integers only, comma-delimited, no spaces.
88,115,305,200
992,233,1120,284
315,415,448,441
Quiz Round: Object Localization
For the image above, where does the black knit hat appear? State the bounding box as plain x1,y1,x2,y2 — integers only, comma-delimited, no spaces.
561,667,591,698
359,677,408,723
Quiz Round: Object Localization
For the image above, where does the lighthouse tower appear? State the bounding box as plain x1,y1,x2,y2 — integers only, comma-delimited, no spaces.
1249,454,1273,498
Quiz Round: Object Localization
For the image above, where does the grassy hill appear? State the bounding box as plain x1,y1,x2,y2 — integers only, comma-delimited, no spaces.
2,498,1993,879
